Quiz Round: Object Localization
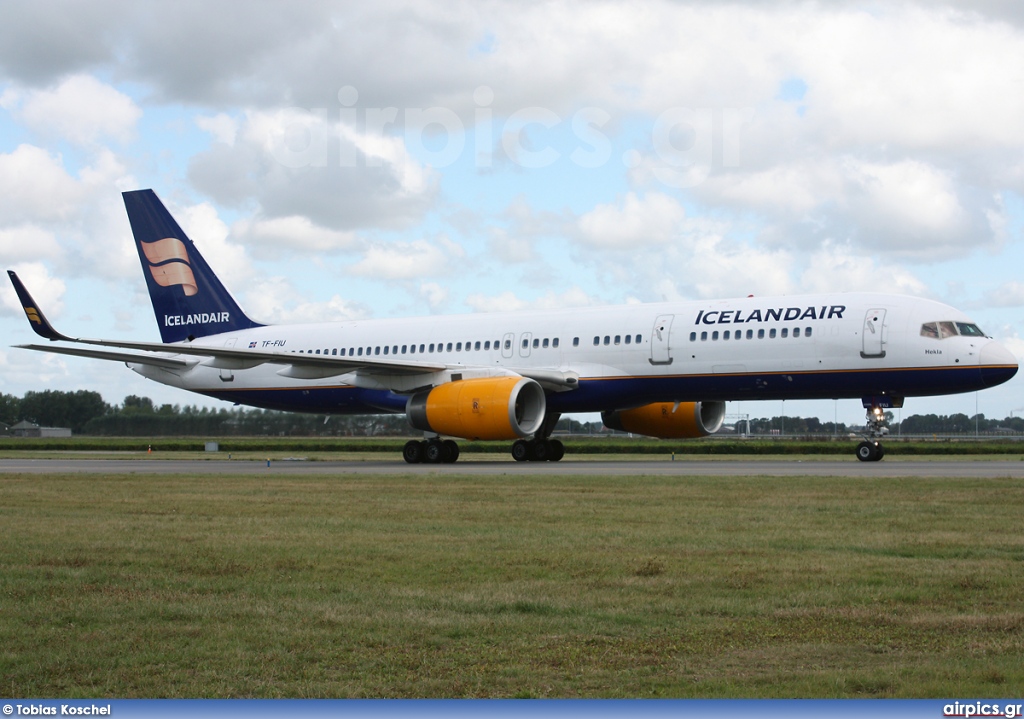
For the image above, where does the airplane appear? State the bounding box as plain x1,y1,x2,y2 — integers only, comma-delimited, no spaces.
7,189,1019,463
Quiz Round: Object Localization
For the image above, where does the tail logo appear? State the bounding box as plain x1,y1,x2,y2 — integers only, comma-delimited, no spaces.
24,307,42,325
141,238,198,296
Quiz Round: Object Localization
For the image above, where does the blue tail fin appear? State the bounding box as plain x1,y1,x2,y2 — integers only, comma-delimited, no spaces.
123,189,262,343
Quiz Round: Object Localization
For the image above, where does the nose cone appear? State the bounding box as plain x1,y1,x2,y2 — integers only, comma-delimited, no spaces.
980,341,1018,387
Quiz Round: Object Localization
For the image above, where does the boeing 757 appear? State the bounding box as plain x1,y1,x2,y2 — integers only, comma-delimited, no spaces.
8,190,1018,462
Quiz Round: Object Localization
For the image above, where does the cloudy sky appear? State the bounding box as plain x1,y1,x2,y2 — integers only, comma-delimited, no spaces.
1,0,1023,425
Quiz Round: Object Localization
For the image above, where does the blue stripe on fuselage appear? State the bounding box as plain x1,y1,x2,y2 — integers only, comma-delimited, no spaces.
196,364,1009,416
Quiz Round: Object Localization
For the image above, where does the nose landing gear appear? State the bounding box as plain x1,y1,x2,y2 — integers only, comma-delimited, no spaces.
856,397,899,462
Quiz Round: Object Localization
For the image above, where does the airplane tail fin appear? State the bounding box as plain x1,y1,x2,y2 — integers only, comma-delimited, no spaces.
122,189,262,343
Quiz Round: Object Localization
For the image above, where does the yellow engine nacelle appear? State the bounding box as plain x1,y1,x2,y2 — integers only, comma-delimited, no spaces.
601,401,726,439
407,376,547,440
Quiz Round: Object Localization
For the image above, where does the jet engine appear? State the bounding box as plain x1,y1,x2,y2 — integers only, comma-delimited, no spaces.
407,376,547,441
601,401,726,439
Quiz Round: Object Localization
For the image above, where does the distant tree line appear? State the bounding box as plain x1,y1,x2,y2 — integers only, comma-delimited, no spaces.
1,390,1021,437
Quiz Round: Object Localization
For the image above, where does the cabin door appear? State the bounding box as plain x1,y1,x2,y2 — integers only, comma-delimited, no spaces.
650,314,675,365
860,308,887,359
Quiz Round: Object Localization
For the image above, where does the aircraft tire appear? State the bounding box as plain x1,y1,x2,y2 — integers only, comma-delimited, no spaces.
547,439,565,462
530,440,548,461
424,440,444,464
511,439,531,462
403,440,424,464
442,439,460,463
856,441,883,462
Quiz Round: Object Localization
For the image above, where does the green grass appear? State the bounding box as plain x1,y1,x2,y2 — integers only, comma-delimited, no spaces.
1,472,1023,697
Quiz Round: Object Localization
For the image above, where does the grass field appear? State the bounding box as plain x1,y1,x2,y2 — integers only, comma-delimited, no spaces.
1,470,1023,697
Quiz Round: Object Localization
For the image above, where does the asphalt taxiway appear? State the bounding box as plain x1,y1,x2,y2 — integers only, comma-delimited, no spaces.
0,458,1021,477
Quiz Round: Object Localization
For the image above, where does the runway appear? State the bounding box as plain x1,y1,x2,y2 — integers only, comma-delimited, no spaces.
1,457,1022,477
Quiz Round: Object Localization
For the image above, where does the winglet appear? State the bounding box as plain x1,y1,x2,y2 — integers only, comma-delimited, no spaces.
6,270,72,341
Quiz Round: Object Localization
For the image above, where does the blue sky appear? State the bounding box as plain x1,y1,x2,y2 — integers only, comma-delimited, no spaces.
2,1,1024,426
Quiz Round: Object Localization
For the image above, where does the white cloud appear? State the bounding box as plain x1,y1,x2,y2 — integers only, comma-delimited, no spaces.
232,215,357,257
577,192,685,249
464,286,597,313
348,238,464,281
196,113,239,146
14,74,141,146
0,261,65,318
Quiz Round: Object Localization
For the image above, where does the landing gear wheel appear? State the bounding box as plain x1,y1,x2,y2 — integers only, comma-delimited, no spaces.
855,441,883,462
442,439,460,463
403,440,424,464
424,440,444,464
530,440,549,462
547,439,564,462
511,439,531,462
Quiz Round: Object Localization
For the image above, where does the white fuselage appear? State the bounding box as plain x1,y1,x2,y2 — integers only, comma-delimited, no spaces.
131,292,1018,416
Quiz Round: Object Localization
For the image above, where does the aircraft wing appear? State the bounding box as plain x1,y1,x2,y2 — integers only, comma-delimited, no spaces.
15,343,193,369
8,269,447,376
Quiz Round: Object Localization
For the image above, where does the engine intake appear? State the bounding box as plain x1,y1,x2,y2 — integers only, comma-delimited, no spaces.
602,401,725,439
407,376,546,440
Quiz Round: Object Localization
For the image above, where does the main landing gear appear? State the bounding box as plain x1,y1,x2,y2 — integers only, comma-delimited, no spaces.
402,413,567,464
401,436,565,464
855,399,895,462
403,438,460,464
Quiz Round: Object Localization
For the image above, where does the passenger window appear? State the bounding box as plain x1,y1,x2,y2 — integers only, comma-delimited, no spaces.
758,329,765,339
393,346,398,354
504,339,511,350
593,336,600,346
769,329,776,339
805,328,812,337
332,348,337,355
475,341,481,350
522,339,529,348
446,343,453,351
712,331,719,340
484,341,490,350
375,347,381,355
635,334,641,343
793,328,800,338
457,342,462,351
746,330,753,339
553,338,559,348
723,330,730,340
383,346,389,355
573,337,579,347
315,349,321,355
533,338,539,348
542,338,549,348
701,331,707,341
419,344,425,353
625,335,631,344
358,347,363,356
614,335,621,345
604,336,610,345
781,328,788,338
690,332,697,341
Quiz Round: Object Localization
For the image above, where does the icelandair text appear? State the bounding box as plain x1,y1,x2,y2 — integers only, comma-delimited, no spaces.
164,312,230,327
695,305,845,326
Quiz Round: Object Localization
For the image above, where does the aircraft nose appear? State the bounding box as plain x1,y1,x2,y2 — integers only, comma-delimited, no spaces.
979,340,1018,387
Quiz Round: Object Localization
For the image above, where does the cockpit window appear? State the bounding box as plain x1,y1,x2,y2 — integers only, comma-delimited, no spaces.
921,321,987,339
955,322,985,337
